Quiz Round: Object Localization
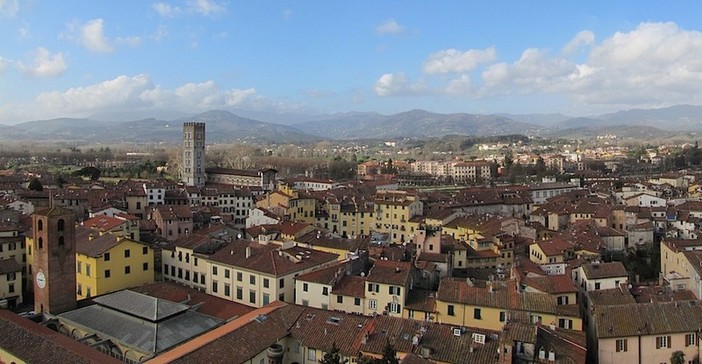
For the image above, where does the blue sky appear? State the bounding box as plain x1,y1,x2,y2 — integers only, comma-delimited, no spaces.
2,1,702,124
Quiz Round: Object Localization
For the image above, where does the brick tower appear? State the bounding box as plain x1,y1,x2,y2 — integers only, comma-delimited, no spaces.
33,207,77,314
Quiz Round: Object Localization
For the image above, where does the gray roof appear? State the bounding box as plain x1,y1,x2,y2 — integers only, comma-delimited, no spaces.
93,290,190,321
60,291,221,354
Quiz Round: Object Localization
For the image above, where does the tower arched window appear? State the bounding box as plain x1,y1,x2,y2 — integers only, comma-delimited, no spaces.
37,220,43,231
38,237,43,249
58,236,65,248
57,219,65,232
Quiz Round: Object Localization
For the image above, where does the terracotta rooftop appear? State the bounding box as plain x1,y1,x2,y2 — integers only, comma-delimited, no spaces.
595,300,702,338
0,309,120,364
581,262,628,279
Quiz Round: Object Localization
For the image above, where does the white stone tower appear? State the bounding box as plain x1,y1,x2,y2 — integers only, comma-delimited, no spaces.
182,122,206,187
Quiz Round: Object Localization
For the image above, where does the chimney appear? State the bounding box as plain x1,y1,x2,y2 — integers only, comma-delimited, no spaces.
246,246,251,258
266,344,284,364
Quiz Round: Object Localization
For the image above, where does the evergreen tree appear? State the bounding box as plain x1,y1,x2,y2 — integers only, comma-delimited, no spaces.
377,338,399,364
28,177,43,191
671,350,685,364
320,342,342,364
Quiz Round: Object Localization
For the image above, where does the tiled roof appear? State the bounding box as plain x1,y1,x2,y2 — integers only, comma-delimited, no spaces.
208,240,339,276
367,260,413,286
595,301,702,338
290,306,370,356
82,215,126,231
331,275,366,297
0,310,120,364
169,302,298,364
75,228,123,257
404,289,437,313
131,281,254,321
536,326,587,364
586,287,637,306
0,257,21,274
521,274,578,295
581,262,628,279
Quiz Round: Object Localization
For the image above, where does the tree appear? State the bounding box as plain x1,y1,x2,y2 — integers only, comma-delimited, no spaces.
377,338,399,364
28,177,43,191
319,342,341,364
670,350,685,364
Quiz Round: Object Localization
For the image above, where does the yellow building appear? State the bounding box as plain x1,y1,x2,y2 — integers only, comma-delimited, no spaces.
75,228,155,299
205,240,338,308
372,190,423,244
436,279,582,332
364,260,414,317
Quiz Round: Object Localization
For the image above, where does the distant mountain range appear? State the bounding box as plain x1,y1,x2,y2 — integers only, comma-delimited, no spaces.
2,104,701,143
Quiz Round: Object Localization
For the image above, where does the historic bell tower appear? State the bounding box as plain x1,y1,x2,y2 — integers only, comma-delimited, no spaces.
33,207,77,314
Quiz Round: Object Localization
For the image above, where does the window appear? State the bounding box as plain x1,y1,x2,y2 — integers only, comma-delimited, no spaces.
77,283,82,295
369,299,377,310
595,282,601,290
531,315,542,324
389,286,402,296
212,266,218,275
236,286,243,300
448,305,455,316
38,237,43,249
57,219,65,231
86,287,91,297
367,283,379,293
224,284,231,297
236,272,242,281
499,311,507,322
558,318,572,329
143,262,148,271
212,281,218,293
322,287,328,296
656,335,671,349
263,294,270,305
77,261,82,274
263,278,269,288
557,296,569,305
104,252,110,261
303,283,309,292
8,283,14,293
37,220,43,231
125,266,131,274
474,308,482,320
142,246,148,255
686,333,696,347
615,339,628,352
224,269,230,279
279,279,285,288
389,302,401,314
124,249,130,258
105,269,111,278
86,264,91,277
307,349,316,362
337,295,343,304
250,290,256,304
250,275,255,285
354,297,361,306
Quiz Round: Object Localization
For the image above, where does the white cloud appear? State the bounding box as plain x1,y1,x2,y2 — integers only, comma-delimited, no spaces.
152,2,180,17
376,19,405,35
0,75,268,123
562,30,595,55
423,47,497,74
116,36,142,47
188,0,226,16
375,21,702,110
152,0,226,17
374,72,425,96
17,47,68,78
78,19,113,53
0,0,18,18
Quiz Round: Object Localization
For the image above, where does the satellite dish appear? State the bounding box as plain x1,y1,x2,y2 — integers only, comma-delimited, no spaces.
237,233,242,239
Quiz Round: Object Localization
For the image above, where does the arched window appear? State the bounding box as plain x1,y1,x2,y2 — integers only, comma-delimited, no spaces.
37,220,43,231
38,237,43,249
58,236,65,247
57,219,65,232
